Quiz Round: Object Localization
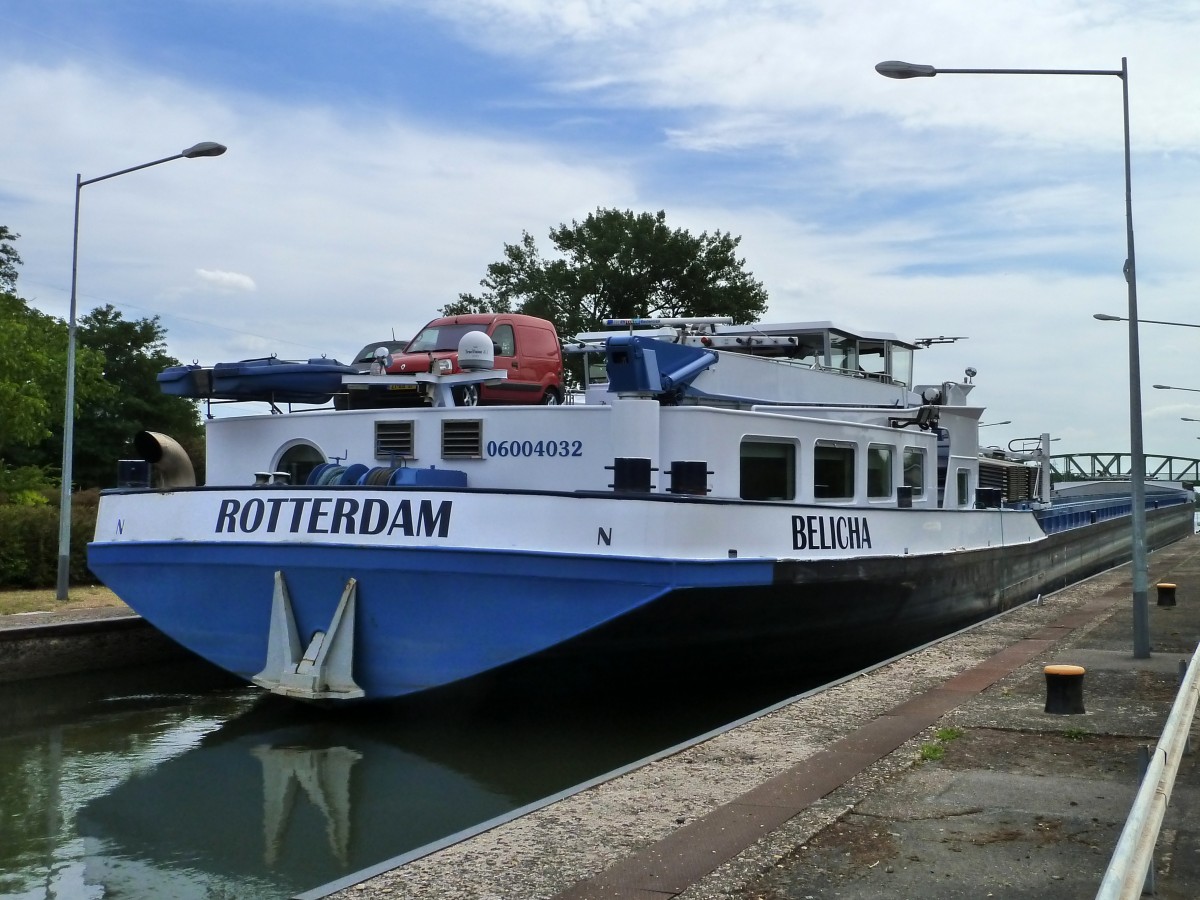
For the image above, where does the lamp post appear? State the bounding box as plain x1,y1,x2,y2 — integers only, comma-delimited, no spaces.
877,58,1151,658
1096,313,1200,329
56,141,227,601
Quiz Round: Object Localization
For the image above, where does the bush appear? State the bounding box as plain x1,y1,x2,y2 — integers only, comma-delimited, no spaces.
0,493,98,589
0,463,58,506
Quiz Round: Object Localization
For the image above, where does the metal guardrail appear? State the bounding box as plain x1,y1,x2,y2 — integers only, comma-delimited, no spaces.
1095,641,1200,899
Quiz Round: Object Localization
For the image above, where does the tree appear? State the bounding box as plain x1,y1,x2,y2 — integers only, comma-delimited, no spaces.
444,209,769,339
0,292,61,454
0,226,20,293
70,305,204,489
0,227,82,460
0,222,204,488
0,226,109,481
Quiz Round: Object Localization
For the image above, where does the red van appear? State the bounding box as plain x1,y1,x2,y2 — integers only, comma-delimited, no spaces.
353,314,564,407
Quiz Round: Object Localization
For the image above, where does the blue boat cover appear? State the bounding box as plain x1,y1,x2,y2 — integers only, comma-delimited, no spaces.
158,357,357,404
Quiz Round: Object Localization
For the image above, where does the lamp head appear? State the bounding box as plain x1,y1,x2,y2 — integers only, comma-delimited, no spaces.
182,142,227,158
875,60,937,79
1093,313,1122,322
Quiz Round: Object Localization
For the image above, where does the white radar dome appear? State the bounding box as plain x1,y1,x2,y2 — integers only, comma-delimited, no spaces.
458,331,494,370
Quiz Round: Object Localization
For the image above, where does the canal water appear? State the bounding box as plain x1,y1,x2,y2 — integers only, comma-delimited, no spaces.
0,651,844,900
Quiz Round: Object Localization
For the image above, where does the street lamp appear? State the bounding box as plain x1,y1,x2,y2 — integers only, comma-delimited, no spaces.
56,141,227,601
877,59,1151,658
1095,313,1200,329
1153,384,1200,393
979,420,1012,428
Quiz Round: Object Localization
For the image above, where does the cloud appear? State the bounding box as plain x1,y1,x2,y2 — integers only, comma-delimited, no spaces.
5,1,1200,459
195,269,257,292
3,60,633,364
409,0,1200,154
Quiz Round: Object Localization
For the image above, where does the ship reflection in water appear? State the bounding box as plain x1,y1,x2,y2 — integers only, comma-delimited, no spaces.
253,744,361,869
1,651,839,899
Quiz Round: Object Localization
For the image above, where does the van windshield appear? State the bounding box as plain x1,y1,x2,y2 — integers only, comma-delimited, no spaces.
406,324,487,353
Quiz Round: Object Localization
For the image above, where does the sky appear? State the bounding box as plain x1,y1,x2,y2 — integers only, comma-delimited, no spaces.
2,0,1199,463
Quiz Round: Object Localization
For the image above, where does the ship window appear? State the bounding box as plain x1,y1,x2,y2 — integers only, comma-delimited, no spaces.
890,345,913,389
829,334,856,372
740,440,795,501
276,442,325,486
957,468,971,507
814,442,855,500
867,445,893,498
903,447,925,497
859,341,888,380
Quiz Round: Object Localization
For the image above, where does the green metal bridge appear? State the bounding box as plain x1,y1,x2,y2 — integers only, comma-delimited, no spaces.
1051,453,1200,484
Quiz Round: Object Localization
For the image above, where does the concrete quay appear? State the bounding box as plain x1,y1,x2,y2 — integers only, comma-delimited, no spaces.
320,533,1200,900
0,604,191,682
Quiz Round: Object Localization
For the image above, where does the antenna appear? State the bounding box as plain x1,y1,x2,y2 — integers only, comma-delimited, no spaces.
914,335,968,348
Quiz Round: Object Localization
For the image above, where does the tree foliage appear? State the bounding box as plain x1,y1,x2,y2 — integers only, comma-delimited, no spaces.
444,209,769,339
0,226,20,294
0,292,61,454
0,226,108,476
70,305,205,489
0,225,204,491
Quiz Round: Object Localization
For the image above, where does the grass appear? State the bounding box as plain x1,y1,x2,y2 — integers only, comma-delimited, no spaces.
0,585,127,616
919,727,965,763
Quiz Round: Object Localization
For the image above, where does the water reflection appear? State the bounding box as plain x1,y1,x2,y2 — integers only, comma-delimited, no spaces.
1,653,836,900
0,659,253,900
73,702,527,894
254,744,360,868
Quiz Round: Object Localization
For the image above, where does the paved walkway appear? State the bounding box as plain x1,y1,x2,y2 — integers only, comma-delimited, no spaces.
321,533,1200,900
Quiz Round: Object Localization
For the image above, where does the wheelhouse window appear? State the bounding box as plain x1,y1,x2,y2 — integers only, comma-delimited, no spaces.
829,334,857,372
867,445,893,498
890,344,914,389
903,447,925,497
740,440,795,501
814,442,855,500
858,341,888,380
957,468,971,507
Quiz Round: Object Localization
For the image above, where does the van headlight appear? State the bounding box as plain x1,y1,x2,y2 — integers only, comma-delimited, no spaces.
436,358,454,374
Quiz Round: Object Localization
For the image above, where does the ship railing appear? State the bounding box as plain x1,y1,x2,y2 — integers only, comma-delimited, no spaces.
1095,640,1200,899
1035,491,1192,535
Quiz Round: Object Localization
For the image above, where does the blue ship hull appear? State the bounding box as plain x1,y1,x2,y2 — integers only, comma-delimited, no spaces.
87,540,773,699
87,498,1193,701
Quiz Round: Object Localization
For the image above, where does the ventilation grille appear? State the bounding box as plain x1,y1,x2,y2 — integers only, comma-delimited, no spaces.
977,462,1008,491
1006,466,1035,501
375,420,414,461
442,419,483,459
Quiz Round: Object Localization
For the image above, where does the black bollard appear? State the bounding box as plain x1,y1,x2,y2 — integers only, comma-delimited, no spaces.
1044,664,1086,714
1157,582,1177,607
